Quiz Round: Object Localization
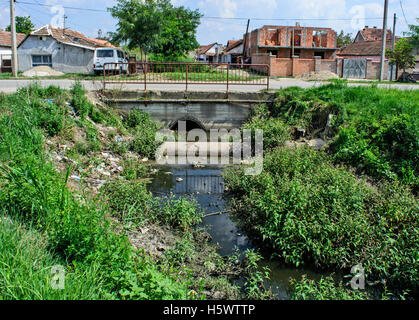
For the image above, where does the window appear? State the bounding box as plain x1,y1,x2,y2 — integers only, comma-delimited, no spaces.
314,52,325,59
96,49,114,58
32,55,52,67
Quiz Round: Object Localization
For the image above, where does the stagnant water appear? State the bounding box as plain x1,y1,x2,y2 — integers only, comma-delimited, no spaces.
148,161,326,299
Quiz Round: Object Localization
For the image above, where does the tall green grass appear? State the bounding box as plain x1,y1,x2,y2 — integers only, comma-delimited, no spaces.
0,84,190,300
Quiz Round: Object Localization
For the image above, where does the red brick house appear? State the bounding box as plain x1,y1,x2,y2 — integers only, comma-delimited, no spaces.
244,24,340,77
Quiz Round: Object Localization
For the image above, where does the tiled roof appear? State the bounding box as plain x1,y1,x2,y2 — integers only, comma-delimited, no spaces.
358,27,393,42
339,39,395,56
29,25,114,49
224,39,243,54
199,43,216,55
0,30,26,47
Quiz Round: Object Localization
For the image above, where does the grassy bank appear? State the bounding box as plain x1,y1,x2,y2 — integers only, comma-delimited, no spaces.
224,82,418,299
0,84,254,299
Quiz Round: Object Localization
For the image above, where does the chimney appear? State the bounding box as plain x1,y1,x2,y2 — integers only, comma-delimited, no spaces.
296,22,300,27
373,26,377,28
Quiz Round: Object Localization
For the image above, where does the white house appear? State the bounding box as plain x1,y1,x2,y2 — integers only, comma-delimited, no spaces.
197,43,224,63
17,25,114,74
221,40,243,64
0,30,26,72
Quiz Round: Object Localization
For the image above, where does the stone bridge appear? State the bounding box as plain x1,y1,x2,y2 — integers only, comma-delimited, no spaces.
104,91,273,130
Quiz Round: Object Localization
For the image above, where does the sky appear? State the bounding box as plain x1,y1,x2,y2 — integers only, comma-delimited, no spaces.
0,0,418,46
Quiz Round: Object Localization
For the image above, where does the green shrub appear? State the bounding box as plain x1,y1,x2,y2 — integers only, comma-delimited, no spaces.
289,276,369,300
125,110,161,159
102,179,153,224
224,146,419,295
271,83,419,189
161,196,202,231
122,159,149,180
243,117,290,151
70,82,93,120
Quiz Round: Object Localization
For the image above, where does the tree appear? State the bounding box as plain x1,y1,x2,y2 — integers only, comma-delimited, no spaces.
405,18,419,48
386,38,416,72
109,0,201,61
336,30,353,48
6,16,34,35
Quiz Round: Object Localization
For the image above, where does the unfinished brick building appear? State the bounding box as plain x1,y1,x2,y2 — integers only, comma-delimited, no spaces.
244,25,340,77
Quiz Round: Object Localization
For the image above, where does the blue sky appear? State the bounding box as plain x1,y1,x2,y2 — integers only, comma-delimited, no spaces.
0,0,418,46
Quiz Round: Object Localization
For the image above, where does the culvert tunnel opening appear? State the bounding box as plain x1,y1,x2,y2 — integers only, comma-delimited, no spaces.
169,119,206,132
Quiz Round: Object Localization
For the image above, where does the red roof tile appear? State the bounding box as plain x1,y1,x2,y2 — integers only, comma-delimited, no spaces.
339,39,395,56
29,25,114,49
0,30,26,47
358,27,393,42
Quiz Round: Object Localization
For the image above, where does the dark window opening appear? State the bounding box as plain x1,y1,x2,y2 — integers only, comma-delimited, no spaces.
32,55,52,67
314,52,325,59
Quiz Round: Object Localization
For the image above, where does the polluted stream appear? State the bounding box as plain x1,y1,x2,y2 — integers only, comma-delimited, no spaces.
148,160,326,299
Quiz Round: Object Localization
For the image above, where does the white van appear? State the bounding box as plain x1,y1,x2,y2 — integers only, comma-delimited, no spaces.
93,48,128,75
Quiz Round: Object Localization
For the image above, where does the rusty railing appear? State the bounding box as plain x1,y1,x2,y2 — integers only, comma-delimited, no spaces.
103,62,270,96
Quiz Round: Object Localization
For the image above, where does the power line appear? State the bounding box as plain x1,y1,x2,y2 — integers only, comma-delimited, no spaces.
14,1,385,21
399,0,409,26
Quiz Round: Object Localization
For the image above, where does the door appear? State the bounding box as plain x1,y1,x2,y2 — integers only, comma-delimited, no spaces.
342,59,366,79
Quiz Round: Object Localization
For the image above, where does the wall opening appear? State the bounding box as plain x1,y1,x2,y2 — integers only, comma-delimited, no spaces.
169,117,206,132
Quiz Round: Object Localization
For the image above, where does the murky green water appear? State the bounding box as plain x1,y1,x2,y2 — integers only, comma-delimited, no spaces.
148,162,327,299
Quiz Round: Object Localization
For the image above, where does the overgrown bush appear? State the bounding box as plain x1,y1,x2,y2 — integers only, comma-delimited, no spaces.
270,83,418,189
224,146,419,295
124,110,162,159
289,276,369,300
243,117,290,151
102,178,153,225
160,196,202,231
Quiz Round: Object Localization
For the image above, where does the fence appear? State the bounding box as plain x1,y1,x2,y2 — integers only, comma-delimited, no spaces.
103,62,270,96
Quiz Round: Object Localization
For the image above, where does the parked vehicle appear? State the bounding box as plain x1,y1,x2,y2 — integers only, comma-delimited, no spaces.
93,48,128,75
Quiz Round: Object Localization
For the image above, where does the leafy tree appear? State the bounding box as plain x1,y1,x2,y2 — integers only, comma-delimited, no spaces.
109,0,201,61
405,18,419,48
336,30,353,48
386,38,416,72
6,16,34,35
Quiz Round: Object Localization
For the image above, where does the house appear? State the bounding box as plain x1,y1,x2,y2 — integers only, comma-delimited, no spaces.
354,26,393,42
17,25,114,74
244,24,339,76
0,30,26,73
197,43,224,63
337,26,400,80
221,40,243,64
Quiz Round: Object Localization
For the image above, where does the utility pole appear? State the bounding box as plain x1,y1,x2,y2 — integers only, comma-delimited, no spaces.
63,14,68,35
9,0,18,77
390,13,397,81
242,19,250,62
379,0,389,81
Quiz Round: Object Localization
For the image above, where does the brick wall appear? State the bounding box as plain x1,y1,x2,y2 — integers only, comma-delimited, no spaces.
366,59,389,80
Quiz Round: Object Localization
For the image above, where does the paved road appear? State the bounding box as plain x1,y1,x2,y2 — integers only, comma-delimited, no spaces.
0,78,418,93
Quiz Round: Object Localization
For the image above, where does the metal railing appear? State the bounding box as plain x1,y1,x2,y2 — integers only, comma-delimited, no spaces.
103,62,270,96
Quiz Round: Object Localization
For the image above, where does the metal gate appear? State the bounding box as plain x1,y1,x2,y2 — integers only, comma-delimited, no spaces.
342,59,366,79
